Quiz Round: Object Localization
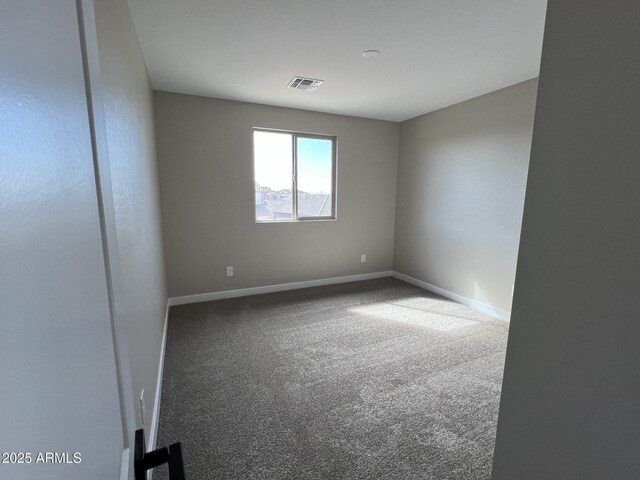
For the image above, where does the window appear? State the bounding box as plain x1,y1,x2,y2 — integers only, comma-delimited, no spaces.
253,129,336,222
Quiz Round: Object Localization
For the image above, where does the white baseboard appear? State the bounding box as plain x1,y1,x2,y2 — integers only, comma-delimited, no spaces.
146,301,169,480
167,271,510,321
391,271,510,321
119,448,130,480
168,271,394,307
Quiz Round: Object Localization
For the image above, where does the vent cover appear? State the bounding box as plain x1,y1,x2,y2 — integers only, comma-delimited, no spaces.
287,76,324,91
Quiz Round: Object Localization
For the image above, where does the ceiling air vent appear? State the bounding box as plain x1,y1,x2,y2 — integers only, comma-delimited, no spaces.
287,76,324,91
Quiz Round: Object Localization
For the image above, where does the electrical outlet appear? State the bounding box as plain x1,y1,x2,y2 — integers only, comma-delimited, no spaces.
226,266,234,277
360,254,366,263
139,389,146,425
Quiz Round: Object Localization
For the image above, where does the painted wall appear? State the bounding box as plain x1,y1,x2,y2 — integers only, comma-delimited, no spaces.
154,92,399,298
394,80,538,315
0,1,124,478
492,2,640,478
94,0,167,440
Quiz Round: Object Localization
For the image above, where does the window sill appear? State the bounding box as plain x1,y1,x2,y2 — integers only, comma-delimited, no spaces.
255,218,336,224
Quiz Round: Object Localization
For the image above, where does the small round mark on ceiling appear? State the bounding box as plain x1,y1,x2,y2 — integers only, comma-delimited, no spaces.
362,49,380,59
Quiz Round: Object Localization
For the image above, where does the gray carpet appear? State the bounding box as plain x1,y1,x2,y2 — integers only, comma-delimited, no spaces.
154,278,508,480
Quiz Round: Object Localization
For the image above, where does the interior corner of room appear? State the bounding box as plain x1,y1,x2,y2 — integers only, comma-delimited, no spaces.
3,0,639,479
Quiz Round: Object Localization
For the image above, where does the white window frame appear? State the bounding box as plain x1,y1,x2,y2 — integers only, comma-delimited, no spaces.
253,128,337,223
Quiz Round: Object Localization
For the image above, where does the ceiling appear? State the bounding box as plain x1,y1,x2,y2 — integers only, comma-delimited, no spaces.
127,0,547,122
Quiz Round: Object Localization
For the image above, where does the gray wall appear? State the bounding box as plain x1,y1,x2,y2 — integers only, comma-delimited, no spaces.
492,2,640,479
154,92,399,298
0,1,167,477
394,80,538,314
0,1,124,477
94,0,167,439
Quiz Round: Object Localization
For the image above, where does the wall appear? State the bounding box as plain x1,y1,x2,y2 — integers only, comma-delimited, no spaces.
394,79,538,315
94,0,167,440
154,92,399,298
492,2,640,479
0,1,124,478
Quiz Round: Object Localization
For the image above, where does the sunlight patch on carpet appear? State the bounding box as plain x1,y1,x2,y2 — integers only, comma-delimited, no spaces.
350,301,478,331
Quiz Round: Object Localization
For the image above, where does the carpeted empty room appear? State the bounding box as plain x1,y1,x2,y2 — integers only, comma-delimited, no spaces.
154,278,508,479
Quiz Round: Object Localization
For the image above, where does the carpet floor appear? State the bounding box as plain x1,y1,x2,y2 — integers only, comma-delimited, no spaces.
154,278,508,480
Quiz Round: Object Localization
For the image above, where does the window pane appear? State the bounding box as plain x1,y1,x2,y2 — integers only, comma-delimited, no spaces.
296,137,333,218
254,131,293,221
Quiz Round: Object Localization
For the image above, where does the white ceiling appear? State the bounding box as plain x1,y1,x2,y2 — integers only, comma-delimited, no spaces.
128,0,547,122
